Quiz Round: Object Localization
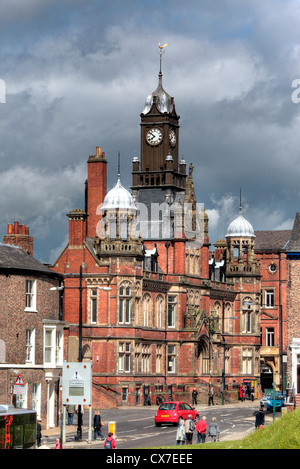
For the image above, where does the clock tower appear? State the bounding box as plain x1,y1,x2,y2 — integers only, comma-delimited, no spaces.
131,45,187,239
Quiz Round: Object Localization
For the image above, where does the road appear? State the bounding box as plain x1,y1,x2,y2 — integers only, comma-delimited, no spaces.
46,402,265,449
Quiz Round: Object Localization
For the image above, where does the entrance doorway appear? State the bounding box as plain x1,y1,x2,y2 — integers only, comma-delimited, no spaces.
261,364,273,392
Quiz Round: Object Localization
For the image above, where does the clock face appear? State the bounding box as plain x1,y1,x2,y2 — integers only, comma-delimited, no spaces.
169,128,176,147
146,128,163,146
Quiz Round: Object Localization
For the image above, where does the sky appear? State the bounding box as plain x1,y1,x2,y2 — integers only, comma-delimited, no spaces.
1,0,300,264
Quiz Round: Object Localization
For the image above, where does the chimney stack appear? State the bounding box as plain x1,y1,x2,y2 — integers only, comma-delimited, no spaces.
3,221,34,256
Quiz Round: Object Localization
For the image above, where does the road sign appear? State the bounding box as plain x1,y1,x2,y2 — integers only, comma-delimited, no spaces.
14,374,25,386
13,385,26,395
61,362,92,406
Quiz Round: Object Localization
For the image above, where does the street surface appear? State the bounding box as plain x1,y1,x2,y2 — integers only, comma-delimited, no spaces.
43,401,272,449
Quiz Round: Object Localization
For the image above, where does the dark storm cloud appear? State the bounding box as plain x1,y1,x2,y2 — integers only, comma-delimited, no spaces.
1,0,300,262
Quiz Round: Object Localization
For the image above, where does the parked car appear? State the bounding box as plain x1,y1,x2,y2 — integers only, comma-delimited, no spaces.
266,393,286,411
260,393,271,407
154,401,199,426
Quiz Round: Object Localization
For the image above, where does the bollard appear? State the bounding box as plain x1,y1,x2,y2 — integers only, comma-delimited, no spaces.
108,421,117,439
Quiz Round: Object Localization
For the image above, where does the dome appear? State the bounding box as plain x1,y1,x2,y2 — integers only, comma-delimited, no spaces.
142,72,174,115
101,177,136,212
225,214,255,238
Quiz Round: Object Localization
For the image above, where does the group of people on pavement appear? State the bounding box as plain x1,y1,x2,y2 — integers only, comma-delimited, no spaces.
192,386,215,406
176,414,220,445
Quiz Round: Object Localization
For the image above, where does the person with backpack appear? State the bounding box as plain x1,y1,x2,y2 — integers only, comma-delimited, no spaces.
104,432,116,449
184,414,195,444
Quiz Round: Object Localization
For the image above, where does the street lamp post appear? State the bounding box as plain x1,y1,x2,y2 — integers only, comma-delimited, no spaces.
207,312,218,406
221,304,238,406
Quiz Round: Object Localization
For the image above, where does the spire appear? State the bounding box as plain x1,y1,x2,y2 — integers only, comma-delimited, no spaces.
240,188,242,216
158,42,168,74
118,151,121,181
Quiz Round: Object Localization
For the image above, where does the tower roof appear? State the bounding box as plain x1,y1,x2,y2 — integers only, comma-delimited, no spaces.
225,214,255,238
225,194,255,238
142,72,174,115
101,176,136,212
142,44,175,115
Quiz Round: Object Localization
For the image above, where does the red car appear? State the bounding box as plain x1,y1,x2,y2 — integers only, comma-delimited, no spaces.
155,401,199,426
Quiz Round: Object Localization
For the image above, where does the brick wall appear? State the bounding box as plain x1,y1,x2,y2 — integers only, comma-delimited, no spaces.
0,270,62,426
287,259,300,386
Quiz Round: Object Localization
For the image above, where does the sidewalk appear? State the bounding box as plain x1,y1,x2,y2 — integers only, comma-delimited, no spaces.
40,399,263,449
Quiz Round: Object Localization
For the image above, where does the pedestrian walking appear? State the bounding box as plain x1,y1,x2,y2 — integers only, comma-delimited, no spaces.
67,404,75,425
196,415,207,444
209,386,215,405
175,419,186,445
104,432,116,449
38,440,50,449
54,438,61,449
192,387,198,406
255,407,265,429
208,417,220,442
184,414,195,444
251,387,255,402
93,410,105,440
36,419,42,447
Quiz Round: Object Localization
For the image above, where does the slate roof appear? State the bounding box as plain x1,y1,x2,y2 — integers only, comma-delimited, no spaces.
254,230,291,251
284,212,300,252
0,243,60,276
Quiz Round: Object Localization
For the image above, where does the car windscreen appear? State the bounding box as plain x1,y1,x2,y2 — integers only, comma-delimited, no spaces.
158,403,176,411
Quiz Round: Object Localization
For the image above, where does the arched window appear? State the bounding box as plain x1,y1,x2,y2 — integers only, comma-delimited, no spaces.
196,336,210,375
143,294,152,327
119,283,131,324
155,295,164,328
242,297,253,333
224,303,232,333
82,344,92,362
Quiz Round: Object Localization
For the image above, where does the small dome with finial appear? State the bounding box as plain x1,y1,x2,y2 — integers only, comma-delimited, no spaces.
101,153,136,212
225,192,255,238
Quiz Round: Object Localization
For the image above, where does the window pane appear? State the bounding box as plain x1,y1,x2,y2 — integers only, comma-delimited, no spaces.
119,299,124,323
125,299,130,323
168,304,175,327
45,330,52,346
91,298,97,323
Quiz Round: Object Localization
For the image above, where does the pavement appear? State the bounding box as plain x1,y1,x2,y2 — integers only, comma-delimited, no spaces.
39,400,272,449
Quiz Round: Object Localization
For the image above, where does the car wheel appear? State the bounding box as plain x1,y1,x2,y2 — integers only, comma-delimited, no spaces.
155,422,161,427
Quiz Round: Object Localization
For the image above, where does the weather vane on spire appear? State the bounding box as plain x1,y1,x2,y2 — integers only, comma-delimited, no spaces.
158,42,168,74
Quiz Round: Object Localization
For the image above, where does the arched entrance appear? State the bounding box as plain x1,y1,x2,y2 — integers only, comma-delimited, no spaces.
196,334,210,375
260,364,273,391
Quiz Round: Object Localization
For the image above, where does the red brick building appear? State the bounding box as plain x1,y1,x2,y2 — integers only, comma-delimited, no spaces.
254,230,290,392
52,56,265,407
284,213,300,406
0,222,64,428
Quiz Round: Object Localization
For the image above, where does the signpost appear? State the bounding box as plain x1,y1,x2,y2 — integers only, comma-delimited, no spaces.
13,374,26,396
61,362,92,443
